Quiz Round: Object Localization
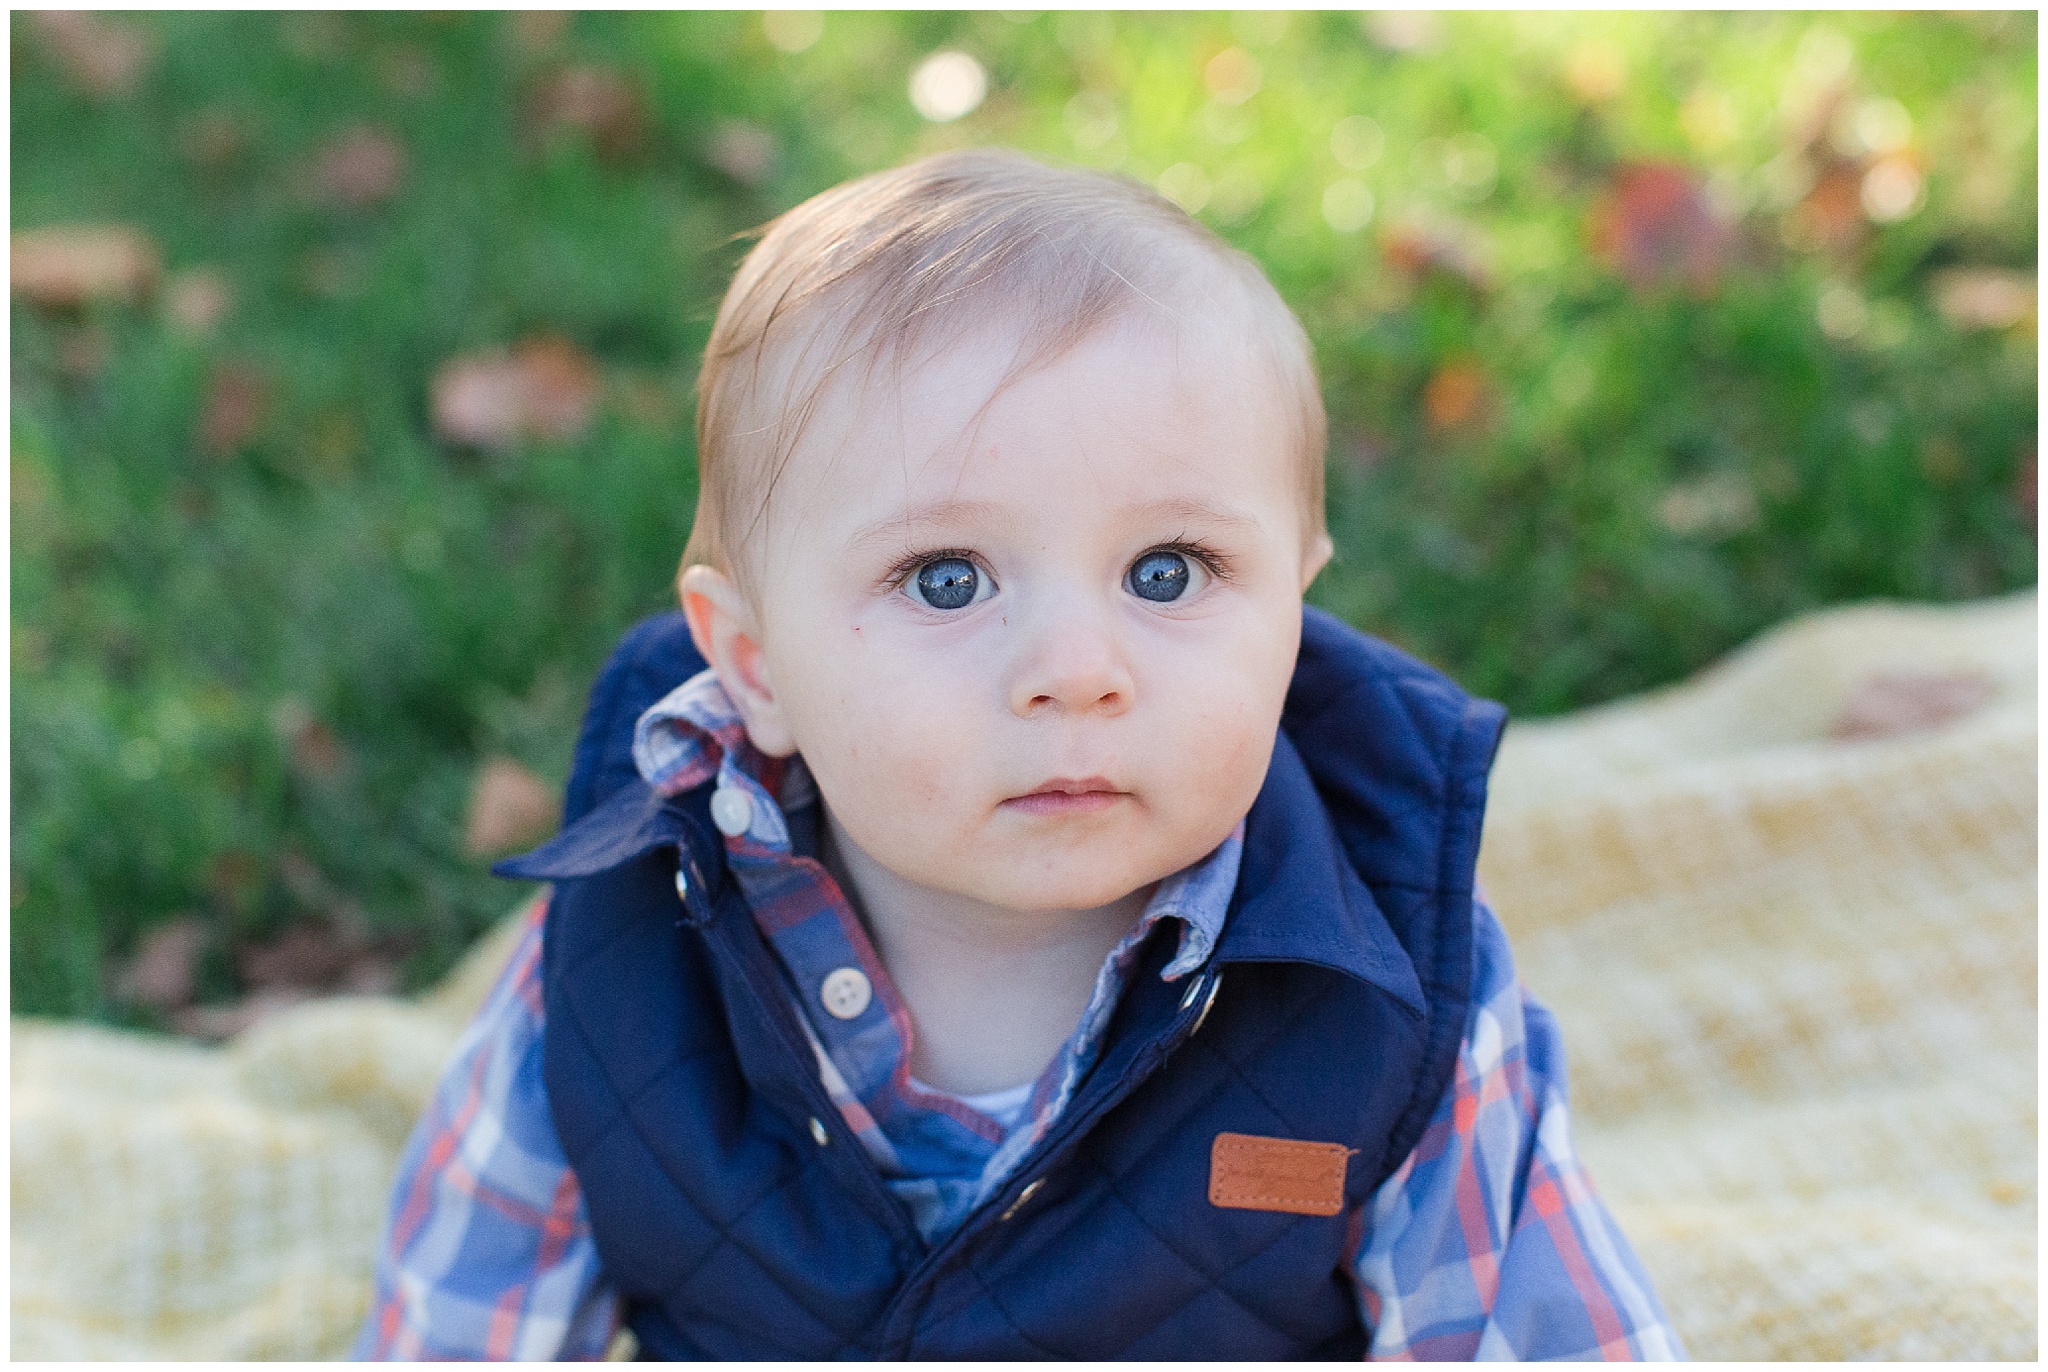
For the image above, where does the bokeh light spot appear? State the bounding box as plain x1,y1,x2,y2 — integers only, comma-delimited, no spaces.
1331,115,1385,171
1841,96,1913,157
1933,268,2036,332
1861,157,1924,223
1793,27,1854,89
1365,10,1442,54
1817,281,1868,339
909,51,986,123
762,10,822,55
1680,89,1739,153
1203,47,1261,104
1441,133,1498,200
1322,178,1375,233
1565,39,1626,103
1064,90,1119,149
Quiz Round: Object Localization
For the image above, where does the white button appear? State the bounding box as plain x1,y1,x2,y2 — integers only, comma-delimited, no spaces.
808,1116,830,1147
819,967,872,1020
673,866,689,901
709,784,753,837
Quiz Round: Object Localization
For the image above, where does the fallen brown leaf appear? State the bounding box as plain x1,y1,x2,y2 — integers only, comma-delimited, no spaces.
510,10,572,58
55,325,111,381
308,125,407,208
11,225,160,309
206,848,266,915
198,361,267,457
270,698,348,778
237,918,355,992
114,916,209,1010
377,43,437,99
432,336,601,449
614,370,683,431
28,10,155,98
180,110,250,177
705,120,780,186
1785,167,1864,254
1830,671,1998,742
164,268,231,334
1422,360,1488,431
279,11,347,63
1379,216,1491,291
526,65,647,162
343,956,402,997
1587,162,1731,295
465,756,560,857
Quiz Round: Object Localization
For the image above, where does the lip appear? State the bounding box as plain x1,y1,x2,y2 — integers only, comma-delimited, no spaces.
1001,776,1127,817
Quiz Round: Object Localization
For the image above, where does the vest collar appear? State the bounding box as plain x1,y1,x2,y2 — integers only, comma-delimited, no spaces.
1216,727,1426,1016
501,736,1425,1016
494,777,699,884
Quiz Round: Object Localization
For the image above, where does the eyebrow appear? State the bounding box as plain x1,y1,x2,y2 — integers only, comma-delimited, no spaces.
847,494,1262,554
1132,496,1264,535
846,498,1008,555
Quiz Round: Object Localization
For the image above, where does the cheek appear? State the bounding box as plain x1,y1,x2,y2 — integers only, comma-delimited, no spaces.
776,623,992,831
1148,611,1297,792
1175,693,1277,803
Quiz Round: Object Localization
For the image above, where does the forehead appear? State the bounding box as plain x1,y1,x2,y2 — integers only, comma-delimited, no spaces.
769,310,1296,535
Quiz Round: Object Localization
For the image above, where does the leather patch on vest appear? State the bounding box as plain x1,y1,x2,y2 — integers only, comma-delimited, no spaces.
1208,1132,1352,1217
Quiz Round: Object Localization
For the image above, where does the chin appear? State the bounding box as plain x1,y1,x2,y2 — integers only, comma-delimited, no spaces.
980,853,1175,914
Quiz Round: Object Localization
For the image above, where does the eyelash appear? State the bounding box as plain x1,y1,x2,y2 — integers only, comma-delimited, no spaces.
879,540,1234,595
879,546,984,596
1146,539,1233,585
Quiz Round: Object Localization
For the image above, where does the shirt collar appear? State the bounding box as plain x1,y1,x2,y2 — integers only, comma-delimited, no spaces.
630,667,1236,977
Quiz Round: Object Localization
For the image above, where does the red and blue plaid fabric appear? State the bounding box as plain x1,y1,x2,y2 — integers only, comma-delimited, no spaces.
358,671,1680,1360
353,894,618,1360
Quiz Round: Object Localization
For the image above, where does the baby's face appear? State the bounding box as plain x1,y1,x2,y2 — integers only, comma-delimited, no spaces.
738,313,1324,913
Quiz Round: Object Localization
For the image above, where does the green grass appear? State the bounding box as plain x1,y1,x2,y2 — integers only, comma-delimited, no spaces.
11,11,2035,1021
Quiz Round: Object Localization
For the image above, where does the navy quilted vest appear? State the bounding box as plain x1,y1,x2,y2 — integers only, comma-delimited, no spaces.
500,605,1506,1359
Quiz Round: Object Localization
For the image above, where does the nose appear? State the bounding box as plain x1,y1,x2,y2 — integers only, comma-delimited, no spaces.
1007,597,1135,719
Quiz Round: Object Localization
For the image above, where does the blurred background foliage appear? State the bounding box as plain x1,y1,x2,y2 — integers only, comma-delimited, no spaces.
11,10,2036,1023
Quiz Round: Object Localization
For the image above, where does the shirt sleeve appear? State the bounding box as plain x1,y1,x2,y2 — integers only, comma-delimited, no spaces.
1350,897,1683,1360
353,896,622,1360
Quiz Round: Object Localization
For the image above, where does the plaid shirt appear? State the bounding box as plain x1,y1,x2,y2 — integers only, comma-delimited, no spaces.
358,671,1680,1360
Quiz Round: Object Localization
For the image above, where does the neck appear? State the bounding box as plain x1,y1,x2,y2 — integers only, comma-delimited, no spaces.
819,805,1153,1096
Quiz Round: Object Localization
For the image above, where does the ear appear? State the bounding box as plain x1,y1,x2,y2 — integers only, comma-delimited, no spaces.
1300,532,1335,592
676,564,799,757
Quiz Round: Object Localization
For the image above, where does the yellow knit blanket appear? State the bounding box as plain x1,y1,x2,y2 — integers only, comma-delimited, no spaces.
13,592,2035,1359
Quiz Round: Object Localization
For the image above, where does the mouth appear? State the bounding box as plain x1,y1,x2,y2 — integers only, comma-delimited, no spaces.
1000,776,1128,817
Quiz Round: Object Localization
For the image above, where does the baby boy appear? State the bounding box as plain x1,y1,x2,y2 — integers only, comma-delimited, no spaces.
359,149,1679,1359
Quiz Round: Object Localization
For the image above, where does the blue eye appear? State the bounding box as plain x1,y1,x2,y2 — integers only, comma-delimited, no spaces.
1127,550,1190,602
911,557,982,611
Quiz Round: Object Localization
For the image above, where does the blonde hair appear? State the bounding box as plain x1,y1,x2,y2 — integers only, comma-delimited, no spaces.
685,147,1327,585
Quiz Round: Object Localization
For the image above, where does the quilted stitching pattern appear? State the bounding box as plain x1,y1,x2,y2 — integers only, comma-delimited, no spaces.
543,606,1501,1358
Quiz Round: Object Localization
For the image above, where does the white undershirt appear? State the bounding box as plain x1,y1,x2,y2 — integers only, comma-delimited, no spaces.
909,1076,1036,1133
